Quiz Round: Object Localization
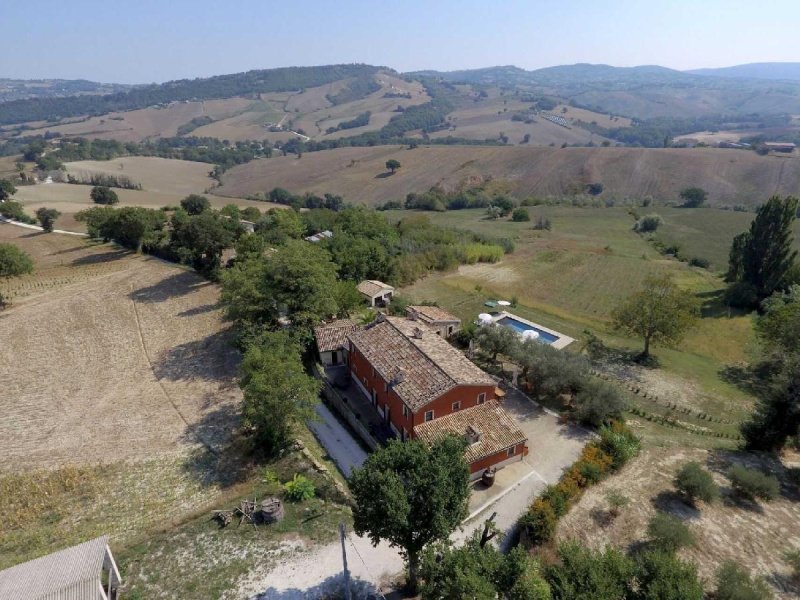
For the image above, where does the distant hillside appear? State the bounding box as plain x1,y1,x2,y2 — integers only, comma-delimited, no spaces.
0,64,385,125
217,145,800,207
687,63,800,81
0,78,129,103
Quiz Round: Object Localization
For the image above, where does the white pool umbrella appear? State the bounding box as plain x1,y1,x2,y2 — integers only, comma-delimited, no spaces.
522,329,540,340
478,313,494,325
497,300,511,306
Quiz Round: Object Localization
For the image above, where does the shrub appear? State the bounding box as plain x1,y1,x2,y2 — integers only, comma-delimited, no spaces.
580,444,614,474
689,256,710,269
598,422,641,470
283,474,315,502
646,512,695,553
674,461,719,506
520,498,557,546
90,185,119,205
0,199,36,224
785,549,800,581
35,207,61,232
541,485,570,518
576,460,603,485
573,379,628,427
635,550,704,600
512,207,530,222
715,560,773,600
728,465,780,502
532,215,552,230
634,213,663,233
605,489,630,517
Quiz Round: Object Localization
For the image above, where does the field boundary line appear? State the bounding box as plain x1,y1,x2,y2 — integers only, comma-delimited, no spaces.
129,286,220,456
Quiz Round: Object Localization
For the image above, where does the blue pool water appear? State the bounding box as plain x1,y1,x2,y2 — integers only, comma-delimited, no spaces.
497,317,559,344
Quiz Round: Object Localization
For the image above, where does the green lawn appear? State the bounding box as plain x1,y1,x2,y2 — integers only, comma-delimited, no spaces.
397,206,760,445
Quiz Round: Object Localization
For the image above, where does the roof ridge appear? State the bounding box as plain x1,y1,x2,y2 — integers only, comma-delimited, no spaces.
382,317,459,388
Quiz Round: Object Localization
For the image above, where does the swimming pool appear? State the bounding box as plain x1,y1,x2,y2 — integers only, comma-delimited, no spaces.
496,316,560,345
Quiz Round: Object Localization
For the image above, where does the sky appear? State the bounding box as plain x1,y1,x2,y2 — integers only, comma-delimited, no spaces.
2,0,800,84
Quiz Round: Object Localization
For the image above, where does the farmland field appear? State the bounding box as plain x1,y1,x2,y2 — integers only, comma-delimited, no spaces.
13,157,284,232
217,145,800,207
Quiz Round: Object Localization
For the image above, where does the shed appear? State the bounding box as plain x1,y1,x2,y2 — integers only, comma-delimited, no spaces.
314,319,360,366
406,305,461,338
0,535,121,600
357,280,395,307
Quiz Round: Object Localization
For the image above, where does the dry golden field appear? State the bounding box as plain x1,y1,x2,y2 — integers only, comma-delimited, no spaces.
557,447,800,599
0,223,242,470
13,157,283,232
217,145,800,207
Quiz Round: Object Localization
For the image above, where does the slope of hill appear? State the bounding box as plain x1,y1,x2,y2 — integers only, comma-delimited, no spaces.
216,145,800,207
0,78,129,103
688,62,800,81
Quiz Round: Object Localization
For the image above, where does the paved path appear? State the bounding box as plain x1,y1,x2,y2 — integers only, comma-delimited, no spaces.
307,403,368,478
0,216,87,236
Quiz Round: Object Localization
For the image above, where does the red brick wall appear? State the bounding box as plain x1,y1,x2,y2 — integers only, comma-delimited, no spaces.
469,442,528,474
349,345,496,439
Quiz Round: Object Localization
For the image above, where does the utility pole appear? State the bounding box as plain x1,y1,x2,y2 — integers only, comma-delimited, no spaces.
339,522,352,600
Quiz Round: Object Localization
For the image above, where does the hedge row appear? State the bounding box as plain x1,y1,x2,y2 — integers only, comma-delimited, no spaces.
518,421,641,547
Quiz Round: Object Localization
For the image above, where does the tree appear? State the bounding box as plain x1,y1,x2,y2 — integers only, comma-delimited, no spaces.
255,207,305,244
633,214,663,233
679,187,708,208
714,560,773,600
612,274,699,359
350,436,470,592
385,159,401,174
633,550,703,600
573,378,628,427
727,196,799,301
239,331,320,455
727,465,780,502
545,542,634,600
35,207,60,232
512,207,530,222
76,206,166,252
755,286,800,354
180,194,211,215
475,324,519,361
0,243,34,279
646,512,695,553
0,178,17,201
90,185,119,205
741,359,800,452
169,210,236,277
240,206,262,222
332,280,363,317
674,462,719,506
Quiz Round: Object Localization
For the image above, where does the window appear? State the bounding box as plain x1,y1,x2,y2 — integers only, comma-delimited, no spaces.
402,405,409,418
452,401,461,412
384,382,388,392
507,446,516,457
371,367,376,378
424,410,434,422
402,428,408,441
477,393,486,404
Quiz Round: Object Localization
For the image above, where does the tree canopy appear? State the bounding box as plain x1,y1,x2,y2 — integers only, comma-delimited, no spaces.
386,159,401,174
0,243,33,279
90,185,119,205
35,207,61,233
612,274,699,359
350,436,470,591
0,178,16,201
180,194,211,215
679,187,708,208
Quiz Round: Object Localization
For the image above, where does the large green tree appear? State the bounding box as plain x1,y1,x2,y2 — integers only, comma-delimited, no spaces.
612,274,699,359
76,206,166,252
350,436,470,592
741,356,800,451
239,331,320,455
35,207,61,233
180,194,211,215
0,179,17,201
169,210,237,277
90,185,119,205
727,195,799,301
0,243,33,279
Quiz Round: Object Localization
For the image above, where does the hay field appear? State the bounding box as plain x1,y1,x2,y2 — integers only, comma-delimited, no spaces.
0,223,242,470
14,157,283,232
14,98,252,142
557,447,800,599
218,145,800,207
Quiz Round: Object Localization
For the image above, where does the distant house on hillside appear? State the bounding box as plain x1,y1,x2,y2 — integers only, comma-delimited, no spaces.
763,142,796,153
0,535,121,600
406,305,461,338
342,315,527,477
305,230,333,242
357,280,394,307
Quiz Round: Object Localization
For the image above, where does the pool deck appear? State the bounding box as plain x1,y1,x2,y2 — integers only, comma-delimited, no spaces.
491,311,575,350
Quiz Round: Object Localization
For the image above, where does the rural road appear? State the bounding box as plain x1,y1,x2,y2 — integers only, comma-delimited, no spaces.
307,403,368,478
0,216,87,236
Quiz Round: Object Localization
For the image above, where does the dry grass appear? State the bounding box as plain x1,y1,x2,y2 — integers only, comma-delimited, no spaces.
12,157,284,232
218,145,800,207
0,223,241,469
556,447,800,599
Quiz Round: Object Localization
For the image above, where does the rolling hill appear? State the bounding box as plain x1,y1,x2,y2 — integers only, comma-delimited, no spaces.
216,145,800,207
687,62,800,81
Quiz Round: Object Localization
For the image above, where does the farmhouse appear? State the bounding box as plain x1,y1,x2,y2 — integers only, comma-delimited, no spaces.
357,279,394,307
0,535,121,600
763,141,796,153
343,315,527,477
406,304,461,338
314,319,360,366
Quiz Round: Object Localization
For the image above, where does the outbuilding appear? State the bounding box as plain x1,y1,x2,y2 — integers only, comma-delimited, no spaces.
357,280,395,307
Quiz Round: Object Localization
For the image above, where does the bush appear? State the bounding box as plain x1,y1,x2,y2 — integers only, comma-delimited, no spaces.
35,207,61,232
0,199,36,224
689,256,710,269
727,465,780,502
605,489,630,516
532,215,552,230
715,560,773,600
540,485,570,518
90,185,119,205
573,379,628,427
647,512,695,553
634,213,663,233
598,422,641,470
674,461,719,506
785,549,800,581
511,207,530,222
519,498,556,546
283,474,315,502
634,550,704,600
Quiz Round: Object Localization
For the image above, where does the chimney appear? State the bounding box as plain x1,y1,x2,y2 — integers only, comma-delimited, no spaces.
413,326,424,339
393,368,406,385
465,425,482,445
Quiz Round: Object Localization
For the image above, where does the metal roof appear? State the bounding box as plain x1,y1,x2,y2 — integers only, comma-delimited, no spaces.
0,536,112,600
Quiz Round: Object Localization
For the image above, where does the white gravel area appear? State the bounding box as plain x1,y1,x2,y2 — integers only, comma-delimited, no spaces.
307,403,368,478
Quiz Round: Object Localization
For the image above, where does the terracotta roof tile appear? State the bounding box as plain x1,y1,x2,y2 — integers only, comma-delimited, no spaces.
414,401,527,463
407,305,461,324
314,319,360,353
357,280,394,297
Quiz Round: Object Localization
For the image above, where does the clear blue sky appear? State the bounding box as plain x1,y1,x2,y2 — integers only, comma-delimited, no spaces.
2,0,799,83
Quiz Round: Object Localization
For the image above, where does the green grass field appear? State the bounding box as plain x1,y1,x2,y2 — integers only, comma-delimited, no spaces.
395,206,761,445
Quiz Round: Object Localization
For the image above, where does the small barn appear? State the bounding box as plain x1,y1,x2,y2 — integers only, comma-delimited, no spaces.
0,535,121,600
357,280,395,307
314,319,360,366
406,305,461,338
